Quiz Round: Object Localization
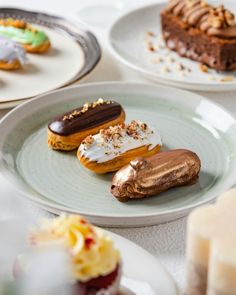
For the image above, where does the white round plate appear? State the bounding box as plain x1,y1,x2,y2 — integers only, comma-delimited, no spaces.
0,8,101,108
1,82,236,227
109,1,236,91
109,231,178,294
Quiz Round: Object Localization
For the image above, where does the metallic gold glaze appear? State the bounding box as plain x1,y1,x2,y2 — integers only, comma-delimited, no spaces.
111,149,201,201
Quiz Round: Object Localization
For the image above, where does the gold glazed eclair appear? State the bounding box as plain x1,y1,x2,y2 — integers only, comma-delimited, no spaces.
77,120,162,174
0,18,51,53
111,149,201,201
48,99,126,151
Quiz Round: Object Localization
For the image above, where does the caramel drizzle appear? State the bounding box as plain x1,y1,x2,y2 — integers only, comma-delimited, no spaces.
165,0,236,38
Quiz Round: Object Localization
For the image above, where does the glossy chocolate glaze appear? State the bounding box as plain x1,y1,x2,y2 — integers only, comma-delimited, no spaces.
111,149,201,201
48,101,123,136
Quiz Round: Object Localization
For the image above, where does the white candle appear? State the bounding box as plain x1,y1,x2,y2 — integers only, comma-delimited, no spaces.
207,237,236,295
186,205,219,295
217,188,236,208
187,189,236,295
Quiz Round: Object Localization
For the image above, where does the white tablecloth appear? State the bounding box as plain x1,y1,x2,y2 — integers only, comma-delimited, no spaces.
1,0,236,292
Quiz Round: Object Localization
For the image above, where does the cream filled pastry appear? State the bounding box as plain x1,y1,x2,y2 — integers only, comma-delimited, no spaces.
28,214,121,295
48,98,126,151
77,120,162,174
0,36,27,70
0,18,50,53
111,149,201,201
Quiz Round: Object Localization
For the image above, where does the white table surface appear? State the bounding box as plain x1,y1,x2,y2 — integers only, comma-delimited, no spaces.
1,0,236,293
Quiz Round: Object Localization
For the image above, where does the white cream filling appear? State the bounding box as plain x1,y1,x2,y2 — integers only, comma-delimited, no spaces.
79,123,162,163
0,36,27,64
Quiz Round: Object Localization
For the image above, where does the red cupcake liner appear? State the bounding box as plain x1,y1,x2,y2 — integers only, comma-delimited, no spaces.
76,264,122,295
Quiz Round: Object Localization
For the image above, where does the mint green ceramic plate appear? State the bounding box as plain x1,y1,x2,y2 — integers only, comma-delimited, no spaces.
1,82,236,227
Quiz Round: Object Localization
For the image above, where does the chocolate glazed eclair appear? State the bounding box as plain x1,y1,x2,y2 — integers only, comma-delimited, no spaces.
111,149,201,201
48,99,126,151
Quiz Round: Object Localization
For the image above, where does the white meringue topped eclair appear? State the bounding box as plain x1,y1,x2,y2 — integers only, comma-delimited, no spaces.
77,120,162,173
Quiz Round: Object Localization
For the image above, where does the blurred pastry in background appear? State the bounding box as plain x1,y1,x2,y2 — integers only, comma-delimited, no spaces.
78,120,162,174
0,36,27,70
0,18,51,53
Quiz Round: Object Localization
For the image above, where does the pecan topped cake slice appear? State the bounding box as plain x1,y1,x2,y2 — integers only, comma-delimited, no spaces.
161,0,236,71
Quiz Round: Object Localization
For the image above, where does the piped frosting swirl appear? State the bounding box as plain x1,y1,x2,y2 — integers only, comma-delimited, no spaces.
29,214,120,282
165,0,236,38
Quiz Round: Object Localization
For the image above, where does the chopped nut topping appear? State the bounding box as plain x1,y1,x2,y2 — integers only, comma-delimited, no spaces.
225,11,235,26
82,135,94,149
140,123,148,131
153,44,160,51
220,76,234,82
62,98,112,121
186,0,198,8
146,31,155,37
147,42,156,52
151,56,163,64
113,143,121,149
127,121,139,138
199,63,209,73
208,5,235,29
175,63,185,71
166,56,175,63
161,66,171,73
201,1,209,8
86,121,153,152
